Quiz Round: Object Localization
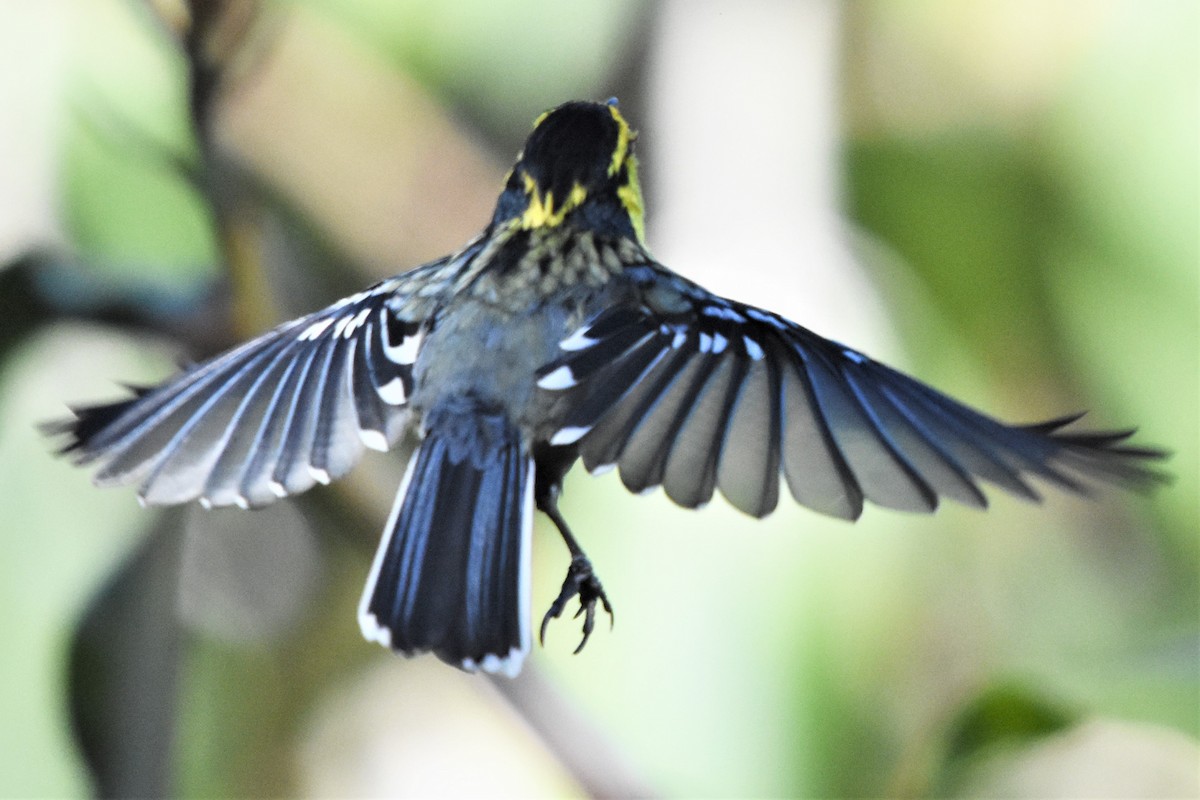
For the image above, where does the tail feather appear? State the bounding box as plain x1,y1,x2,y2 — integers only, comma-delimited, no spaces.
358,407,532,676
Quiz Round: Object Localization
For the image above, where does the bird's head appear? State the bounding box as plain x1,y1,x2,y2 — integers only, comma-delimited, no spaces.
491,99,646,246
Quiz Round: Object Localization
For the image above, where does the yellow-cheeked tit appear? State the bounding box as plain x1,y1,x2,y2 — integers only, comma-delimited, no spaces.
51,100,1167,676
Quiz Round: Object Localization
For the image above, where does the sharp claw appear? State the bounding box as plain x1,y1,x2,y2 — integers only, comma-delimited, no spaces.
573,598,599,655
539,586,569,645
541,554,613,655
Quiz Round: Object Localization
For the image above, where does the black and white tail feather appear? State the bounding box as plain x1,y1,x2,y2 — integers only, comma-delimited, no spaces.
536,264,1167,520
358,402,532,676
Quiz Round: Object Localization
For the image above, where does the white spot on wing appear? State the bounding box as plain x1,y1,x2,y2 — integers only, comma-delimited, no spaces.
299,317,334,341
382,320,423,365
308,466,331,485
743,336,765,360
550,425,591,446
343,307,371,338
394,332,423,364
359,428,389,451
268,480,288,498
330,289,368,310
560,328,598,351
701,304,746,323
376,377,407,405
537,365,577,390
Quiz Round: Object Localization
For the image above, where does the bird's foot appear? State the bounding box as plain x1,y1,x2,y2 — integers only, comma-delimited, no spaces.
540,554,613,654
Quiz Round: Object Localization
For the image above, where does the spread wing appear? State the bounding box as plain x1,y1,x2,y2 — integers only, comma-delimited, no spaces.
537,265,1167,519
50,269,442,509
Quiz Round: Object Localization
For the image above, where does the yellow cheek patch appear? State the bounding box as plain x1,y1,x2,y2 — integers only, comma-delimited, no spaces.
608,105,635,178
519,172,588,230
605,105,646,246
616,154,647,246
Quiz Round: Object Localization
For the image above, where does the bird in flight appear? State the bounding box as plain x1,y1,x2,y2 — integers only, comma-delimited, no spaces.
50,99,1166,677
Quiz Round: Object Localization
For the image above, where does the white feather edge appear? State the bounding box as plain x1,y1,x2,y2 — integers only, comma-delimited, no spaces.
357,447,421,649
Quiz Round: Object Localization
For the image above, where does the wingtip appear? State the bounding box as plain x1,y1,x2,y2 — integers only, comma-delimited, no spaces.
1021,411,1089,434
1015,412,1173,494
38,414,85,456
41,392,141,458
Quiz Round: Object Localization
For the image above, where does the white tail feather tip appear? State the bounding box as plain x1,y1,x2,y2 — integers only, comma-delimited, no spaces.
359,612,393,649
463,646,526,678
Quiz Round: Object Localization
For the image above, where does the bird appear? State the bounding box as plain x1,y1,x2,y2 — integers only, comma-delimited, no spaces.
49,98,1167,677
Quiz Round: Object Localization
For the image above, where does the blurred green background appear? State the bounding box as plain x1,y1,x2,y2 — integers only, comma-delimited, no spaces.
0,1,1196,797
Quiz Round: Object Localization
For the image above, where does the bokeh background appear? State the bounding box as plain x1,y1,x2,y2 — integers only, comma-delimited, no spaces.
1,1,1196,797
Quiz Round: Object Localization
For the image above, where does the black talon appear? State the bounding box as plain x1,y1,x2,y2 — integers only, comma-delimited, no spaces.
540,554,614,653
534,472,614,653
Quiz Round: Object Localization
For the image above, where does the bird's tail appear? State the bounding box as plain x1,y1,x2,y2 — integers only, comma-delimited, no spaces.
358,403,532,676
